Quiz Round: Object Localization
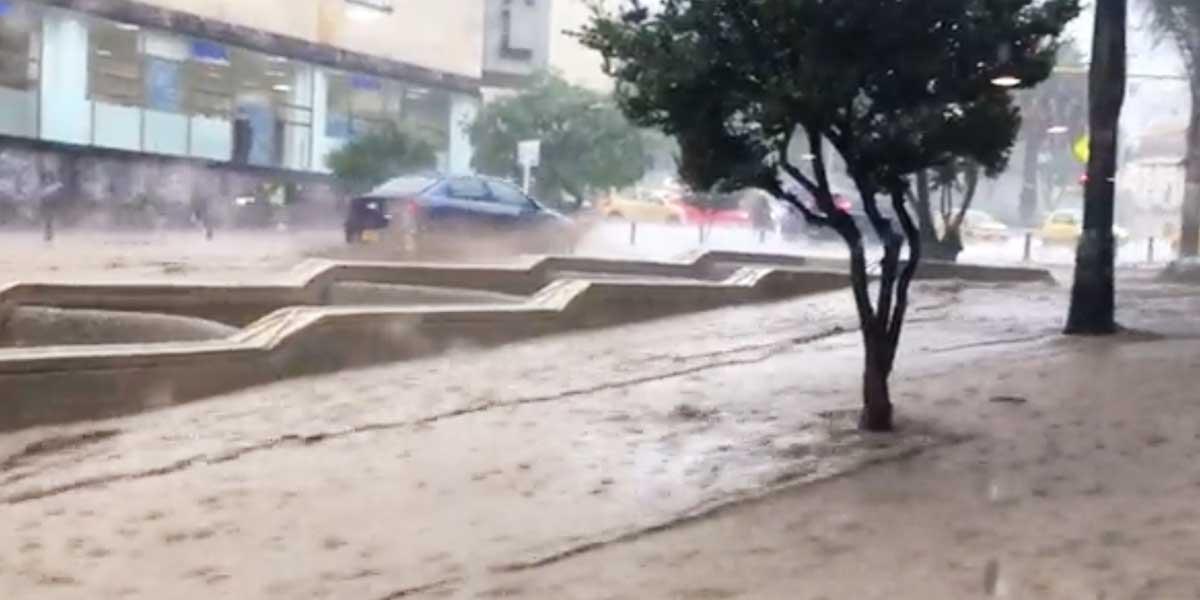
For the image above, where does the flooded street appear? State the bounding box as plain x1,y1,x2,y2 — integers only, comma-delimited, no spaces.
4,263,1198,599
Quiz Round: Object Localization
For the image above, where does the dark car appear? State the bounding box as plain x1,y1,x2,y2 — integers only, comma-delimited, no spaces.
345,174,574,255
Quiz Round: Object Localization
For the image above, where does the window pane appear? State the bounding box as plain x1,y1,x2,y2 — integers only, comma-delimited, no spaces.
445,177,488,200
487,180,531,207
349,73,384,118
325,70,352,138
226,47,312,168
0,0,40,138
89,19,141,106
404,85,450,149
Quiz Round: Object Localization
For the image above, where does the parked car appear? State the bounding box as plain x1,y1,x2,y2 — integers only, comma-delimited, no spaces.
345,174,574,255
961,209,1010,241
936,209,1010,242
674,192,751,227
598,190,687,223
1038,208,1129,246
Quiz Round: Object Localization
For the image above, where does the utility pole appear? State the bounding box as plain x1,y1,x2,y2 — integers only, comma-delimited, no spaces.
1066,0,1127,335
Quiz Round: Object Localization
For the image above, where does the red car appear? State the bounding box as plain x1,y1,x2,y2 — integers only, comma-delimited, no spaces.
669,193,751,227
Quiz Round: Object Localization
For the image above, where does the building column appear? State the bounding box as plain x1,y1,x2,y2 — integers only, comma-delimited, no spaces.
39,9,91,145
447,92,479,176
310,68,335,172
282,63,314,171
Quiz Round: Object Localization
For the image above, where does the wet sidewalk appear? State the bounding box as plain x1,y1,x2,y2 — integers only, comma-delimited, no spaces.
5,277,1192,599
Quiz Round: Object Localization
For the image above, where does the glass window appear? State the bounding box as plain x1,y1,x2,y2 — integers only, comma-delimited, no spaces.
403,84,450,148
0,0,40,138
185,39,233,117
325,70,402,138
0,0,38,90
444,177,488,200
89,19,142,106
228,47,312,168
487,180,532,208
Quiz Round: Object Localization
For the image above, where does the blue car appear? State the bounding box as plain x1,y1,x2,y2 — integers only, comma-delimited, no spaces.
345,174,574,254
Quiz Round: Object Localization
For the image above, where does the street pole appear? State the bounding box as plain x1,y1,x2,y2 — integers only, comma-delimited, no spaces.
1066,0,1126,335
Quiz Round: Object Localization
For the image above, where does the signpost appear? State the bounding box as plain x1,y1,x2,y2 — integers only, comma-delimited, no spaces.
517,139,541,195
1073,134,1090,164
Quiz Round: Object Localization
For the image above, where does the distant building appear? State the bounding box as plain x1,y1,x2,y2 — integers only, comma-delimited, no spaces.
482,0,612,92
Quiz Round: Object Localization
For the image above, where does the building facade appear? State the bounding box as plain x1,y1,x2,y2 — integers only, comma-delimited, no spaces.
0,0,487,227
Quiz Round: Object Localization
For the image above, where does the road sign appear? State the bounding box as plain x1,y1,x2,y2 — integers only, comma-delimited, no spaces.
518,139,541,168
1073,134,1090,164
518,139,541,194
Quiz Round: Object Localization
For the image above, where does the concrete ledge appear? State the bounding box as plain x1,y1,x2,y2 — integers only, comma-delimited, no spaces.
0,251,812,325
0,264,846,432
914,260,1055,284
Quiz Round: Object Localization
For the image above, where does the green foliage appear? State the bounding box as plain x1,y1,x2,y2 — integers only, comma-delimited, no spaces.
580,0,1079,195
326,123,438,196
469,73,647,208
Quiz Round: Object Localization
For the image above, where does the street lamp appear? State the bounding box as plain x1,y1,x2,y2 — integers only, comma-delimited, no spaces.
990,42,1023,88
990,75,1023,88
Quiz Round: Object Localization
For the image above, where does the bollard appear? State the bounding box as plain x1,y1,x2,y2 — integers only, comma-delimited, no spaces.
698,223,706,244
758,228,767,244
629,220,637,246
1147,236,1155,263
1023,232,1033,262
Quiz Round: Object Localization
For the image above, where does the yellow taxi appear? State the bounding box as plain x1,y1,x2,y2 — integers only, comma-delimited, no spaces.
599,189,686,224
1039,209,1130,245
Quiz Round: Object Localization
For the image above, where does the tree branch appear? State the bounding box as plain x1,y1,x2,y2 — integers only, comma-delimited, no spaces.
886,183,921,374
949,162,979,231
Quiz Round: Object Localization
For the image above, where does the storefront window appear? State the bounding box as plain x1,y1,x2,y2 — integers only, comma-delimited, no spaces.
8,0,455,173
404,84,450,148
88,19,141,106
228,47,312,169
0,0,40,138
325,70,403,138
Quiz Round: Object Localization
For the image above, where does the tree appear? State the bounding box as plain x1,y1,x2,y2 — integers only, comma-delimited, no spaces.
469,73,646,209
910,160,982,261
581,0,1078,431
326,122,438,196
1066,0,1127,334
1148,0,1200,256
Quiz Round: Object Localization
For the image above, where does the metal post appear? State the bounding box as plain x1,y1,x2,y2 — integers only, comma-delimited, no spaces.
698,223,706,244
629,220,637,246
758,228,767,244
1023,232,1033,262
1147,236,1155,263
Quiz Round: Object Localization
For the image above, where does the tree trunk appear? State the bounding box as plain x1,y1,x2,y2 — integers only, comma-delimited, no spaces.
860,332,894,432
1180,102,1200,257
1066,0,1125,335
1019,132,1043,227
913,170,939,246
927,230,964,261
